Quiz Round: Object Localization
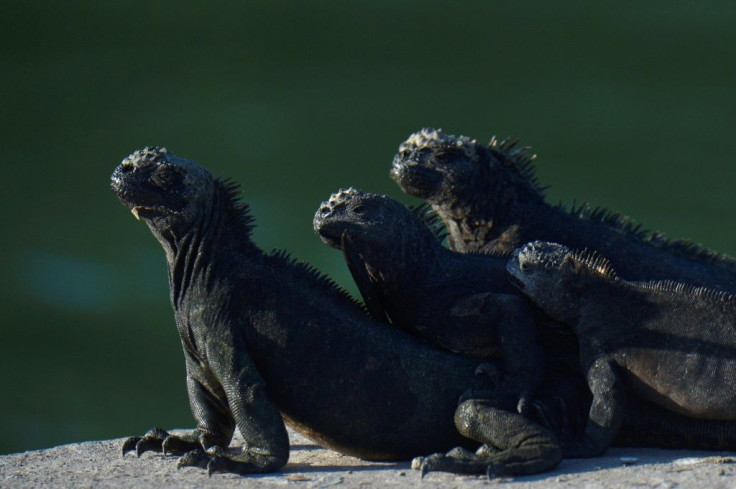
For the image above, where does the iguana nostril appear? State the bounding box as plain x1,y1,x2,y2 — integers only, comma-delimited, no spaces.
320,206,331,218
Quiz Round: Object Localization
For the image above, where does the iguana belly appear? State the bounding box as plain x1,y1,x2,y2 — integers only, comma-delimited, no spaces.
619,349,736,420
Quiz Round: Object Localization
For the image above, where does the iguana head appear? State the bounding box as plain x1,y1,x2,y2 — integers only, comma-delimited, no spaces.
390,129,543,249
390,128,485,204
507,241,610,322
313,188,440,267
110,146,216,241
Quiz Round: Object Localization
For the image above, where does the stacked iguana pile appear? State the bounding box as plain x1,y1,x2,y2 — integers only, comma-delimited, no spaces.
109,129,736,480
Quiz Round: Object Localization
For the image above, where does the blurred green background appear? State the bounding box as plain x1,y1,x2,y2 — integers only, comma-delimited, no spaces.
1,1,734,454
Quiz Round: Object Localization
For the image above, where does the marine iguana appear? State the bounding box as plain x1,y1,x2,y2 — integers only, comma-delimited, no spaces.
109,147,564,477
507,240,736,456
312,190,736,461
313,188,548,412
390,128,736,292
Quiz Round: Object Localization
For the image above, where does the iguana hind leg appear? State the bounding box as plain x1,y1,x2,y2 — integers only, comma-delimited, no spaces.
416,399,561,478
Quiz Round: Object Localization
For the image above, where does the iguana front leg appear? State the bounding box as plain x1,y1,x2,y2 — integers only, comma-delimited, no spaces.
450,293,545,414
122,355,235,457
416,398,561,478
177,337,290,475
565,357,626,457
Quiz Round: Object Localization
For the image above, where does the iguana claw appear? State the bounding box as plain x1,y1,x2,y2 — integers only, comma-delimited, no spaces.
177,449,210,470
122,427,170,457
121,436,140,456
420,461,431,479
162,435,201,456
414,450,495,477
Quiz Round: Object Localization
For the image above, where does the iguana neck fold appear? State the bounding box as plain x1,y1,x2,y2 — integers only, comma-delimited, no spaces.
163,180,258,309
432,146,546,255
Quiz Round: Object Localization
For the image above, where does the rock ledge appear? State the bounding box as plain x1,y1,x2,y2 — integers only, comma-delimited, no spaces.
2,428,736,488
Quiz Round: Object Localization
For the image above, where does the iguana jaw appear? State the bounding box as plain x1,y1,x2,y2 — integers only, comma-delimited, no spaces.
314,222,343,249
129,205,180,221
506,270,526,292
389,159,442,198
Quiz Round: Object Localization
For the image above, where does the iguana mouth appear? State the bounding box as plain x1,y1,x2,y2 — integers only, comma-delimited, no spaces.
129,205,179,221
507,273,526,291
390,160,441,197
314,221,345,248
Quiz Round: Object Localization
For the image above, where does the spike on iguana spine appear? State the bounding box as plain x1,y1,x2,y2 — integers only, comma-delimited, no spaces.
636,279,736,305
569,248,619,280
409,203,449,243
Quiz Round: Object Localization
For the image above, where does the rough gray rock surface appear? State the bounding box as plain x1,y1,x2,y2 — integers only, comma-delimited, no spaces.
2,428,736,488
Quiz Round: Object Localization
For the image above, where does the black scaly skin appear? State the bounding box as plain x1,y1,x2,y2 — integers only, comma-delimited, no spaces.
110,147,563,477
508,241,736,457
313,188,548,413
313,190,736,463
390,128,736,292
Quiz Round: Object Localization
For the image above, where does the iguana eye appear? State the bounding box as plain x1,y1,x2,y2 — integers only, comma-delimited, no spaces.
519,261,532,272
351,204,365,215
151,167,177,188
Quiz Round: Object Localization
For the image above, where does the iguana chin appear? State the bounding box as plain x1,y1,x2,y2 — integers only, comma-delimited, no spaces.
390,127,736,293
109,147,563,477
507,240,736,456
313,187,547,412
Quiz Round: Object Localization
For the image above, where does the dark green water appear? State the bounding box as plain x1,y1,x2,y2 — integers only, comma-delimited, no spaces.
1,1,734,454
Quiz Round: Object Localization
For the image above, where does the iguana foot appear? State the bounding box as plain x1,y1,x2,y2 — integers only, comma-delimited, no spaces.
178,448,210,469
122,428,208,457
413,445,512,478
177,446,286,476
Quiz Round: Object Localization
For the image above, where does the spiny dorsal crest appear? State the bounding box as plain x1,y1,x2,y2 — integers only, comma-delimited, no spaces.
398,128,478,161
637,280,736,306
215,178,255,235
410,203,449,243
567,201,647,240
269,249,366,312
646,233,736,274
488,136,544,194
569,248,618,280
